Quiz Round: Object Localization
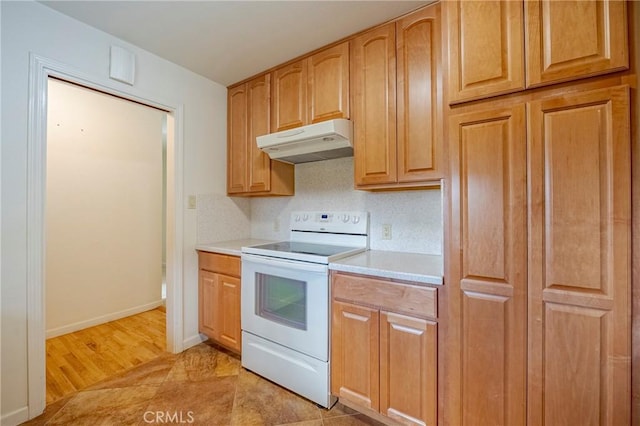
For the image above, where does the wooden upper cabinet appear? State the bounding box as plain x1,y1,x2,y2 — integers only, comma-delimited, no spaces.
447,0,525,103
272,61,308,132
227,84,248,194
447,0,629,103
352,3,443,190
396,3,443,183
247,75,272,192
351,23,398,187
525,0,629,87
527,85,630,426
308,42,350,123
272,41,350,132
227,75,294,196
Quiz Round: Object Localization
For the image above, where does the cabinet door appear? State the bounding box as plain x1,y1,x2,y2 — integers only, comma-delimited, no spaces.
447,0,525,103
308,42,349,123
380,312,437,426
272,60,307,132
396,3,442,183
331,301,380,411
198,270,218,339
247,75,272,192
528,86,630,425
227,84,248,194
525,0,628,88
448,103,527,426
351,23,397,187
217,274,241,353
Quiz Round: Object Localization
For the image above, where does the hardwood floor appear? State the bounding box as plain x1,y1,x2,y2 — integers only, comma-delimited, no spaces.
45,307,166,404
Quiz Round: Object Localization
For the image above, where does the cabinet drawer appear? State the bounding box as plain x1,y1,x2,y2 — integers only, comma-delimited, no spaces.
332,273,437,319
197,251,241,277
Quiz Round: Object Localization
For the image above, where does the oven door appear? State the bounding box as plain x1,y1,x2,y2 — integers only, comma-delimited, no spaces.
241,253,329,361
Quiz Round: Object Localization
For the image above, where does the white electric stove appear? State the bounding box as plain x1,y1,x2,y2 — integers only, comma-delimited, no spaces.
240,211,369,408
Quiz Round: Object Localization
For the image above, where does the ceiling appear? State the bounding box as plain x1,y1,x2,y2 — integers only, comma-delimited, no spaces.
40,1,429,87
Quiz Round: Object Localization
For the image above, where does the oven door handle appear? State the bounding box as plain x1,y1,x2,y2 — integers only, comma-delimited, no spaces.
242,253,328,274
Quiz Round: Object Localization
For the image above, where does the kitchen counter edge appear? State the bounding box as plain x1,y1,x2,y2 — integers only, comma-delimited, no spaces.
196,239,276,257
330,250,443,286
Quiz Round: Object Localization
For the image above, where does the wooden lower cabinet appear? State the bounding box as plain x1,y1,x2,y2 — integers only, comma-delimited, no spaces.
197,251,242,353
331,272,438,426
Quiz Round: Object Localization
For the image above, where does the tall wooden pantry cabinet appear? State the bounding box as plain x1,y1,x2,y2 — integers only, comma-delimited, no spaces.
445,0,631,425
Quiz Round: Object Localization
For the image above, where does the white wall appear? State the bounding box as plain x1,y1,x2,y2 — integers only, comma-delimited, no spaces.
250,157,442,255
45,79,164,337
1,1,233,422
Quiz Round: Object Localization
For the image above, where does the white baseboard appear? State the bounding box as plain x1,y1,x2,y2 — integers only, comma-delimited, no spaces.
183,333,207,350
1,406,29,426
45,300,164,339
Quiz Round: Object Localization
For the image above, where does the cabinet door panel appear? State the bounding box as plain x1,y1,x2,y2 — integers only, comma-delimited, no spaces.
449,103,527,426
247,75,271,192
272,61,307,132
217,274,241,352
380,312,436,426
397,3,442,182
198,270,218,339
528,86,631,425
227,85,247,193
525,0,628,87
331,301,379,411
352,23,397,186
308,42,349,123
447,0,525,103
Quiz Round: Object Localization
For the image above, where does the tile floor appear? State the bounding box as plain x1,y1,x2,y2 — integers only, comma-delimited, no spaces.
24,341,385,426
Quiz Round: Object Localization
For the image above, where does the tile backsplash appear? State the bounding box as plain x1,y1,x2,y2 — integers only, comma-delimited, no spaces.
197,158,443,255
250,157,443,255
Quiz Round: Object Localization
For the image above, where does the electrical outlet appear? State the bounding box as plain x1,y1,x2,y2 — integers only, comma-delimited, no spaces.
187,195,197,209
382,224,392,240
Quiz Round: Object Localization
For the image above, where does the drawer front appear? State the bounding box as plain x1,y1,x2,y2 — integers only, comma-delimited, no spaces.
332,273,437,319
198,251,241,277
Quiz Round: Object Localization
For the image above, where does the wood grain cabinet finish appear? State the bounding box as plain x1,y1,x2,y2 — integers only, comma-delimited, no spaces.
272,42,349,132
447,84,631,426
272,61,308,132
525,0,629,87
448,103,528,426
331,272,438,426
352,3,442,189
197,251,242,353
331,301,380,411
227,74,294,196
447,0,525,103
527,85,631,426
308,42,350,123
351,22,397,187
447,0,628,103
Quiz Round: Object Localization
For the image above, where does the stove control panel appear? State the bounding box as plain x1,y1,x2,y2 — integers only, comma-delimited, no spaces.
291,211,369,235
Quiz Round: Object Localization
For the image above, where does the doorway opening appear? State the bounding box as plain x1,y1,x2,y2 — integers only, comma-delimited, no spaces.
27,54,185,418
44,77,170,403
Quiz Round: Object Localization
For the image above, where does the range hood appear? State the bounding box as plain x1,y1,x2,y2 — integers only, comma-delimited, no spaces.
256,118,353,164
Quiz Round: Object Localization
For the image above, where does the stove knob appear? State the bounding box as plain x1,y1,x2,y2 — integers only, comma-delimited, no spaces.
342,214,350,223
303,214,309,221
295,215,301,222
352,216,360,224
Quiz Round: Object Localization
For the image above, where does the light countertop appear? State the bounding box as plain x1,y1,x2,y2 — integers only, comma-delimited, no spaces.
196,239,443,285
330,250,443,285
195,239,275,257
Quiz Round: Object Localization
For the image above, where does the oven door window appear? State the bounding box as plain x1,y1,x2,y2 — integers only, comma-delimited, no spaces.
255,273,306,330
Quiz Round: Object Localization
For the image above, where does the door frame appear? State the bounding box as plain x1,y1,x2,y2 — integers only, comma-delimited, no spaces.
26,54,185,416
